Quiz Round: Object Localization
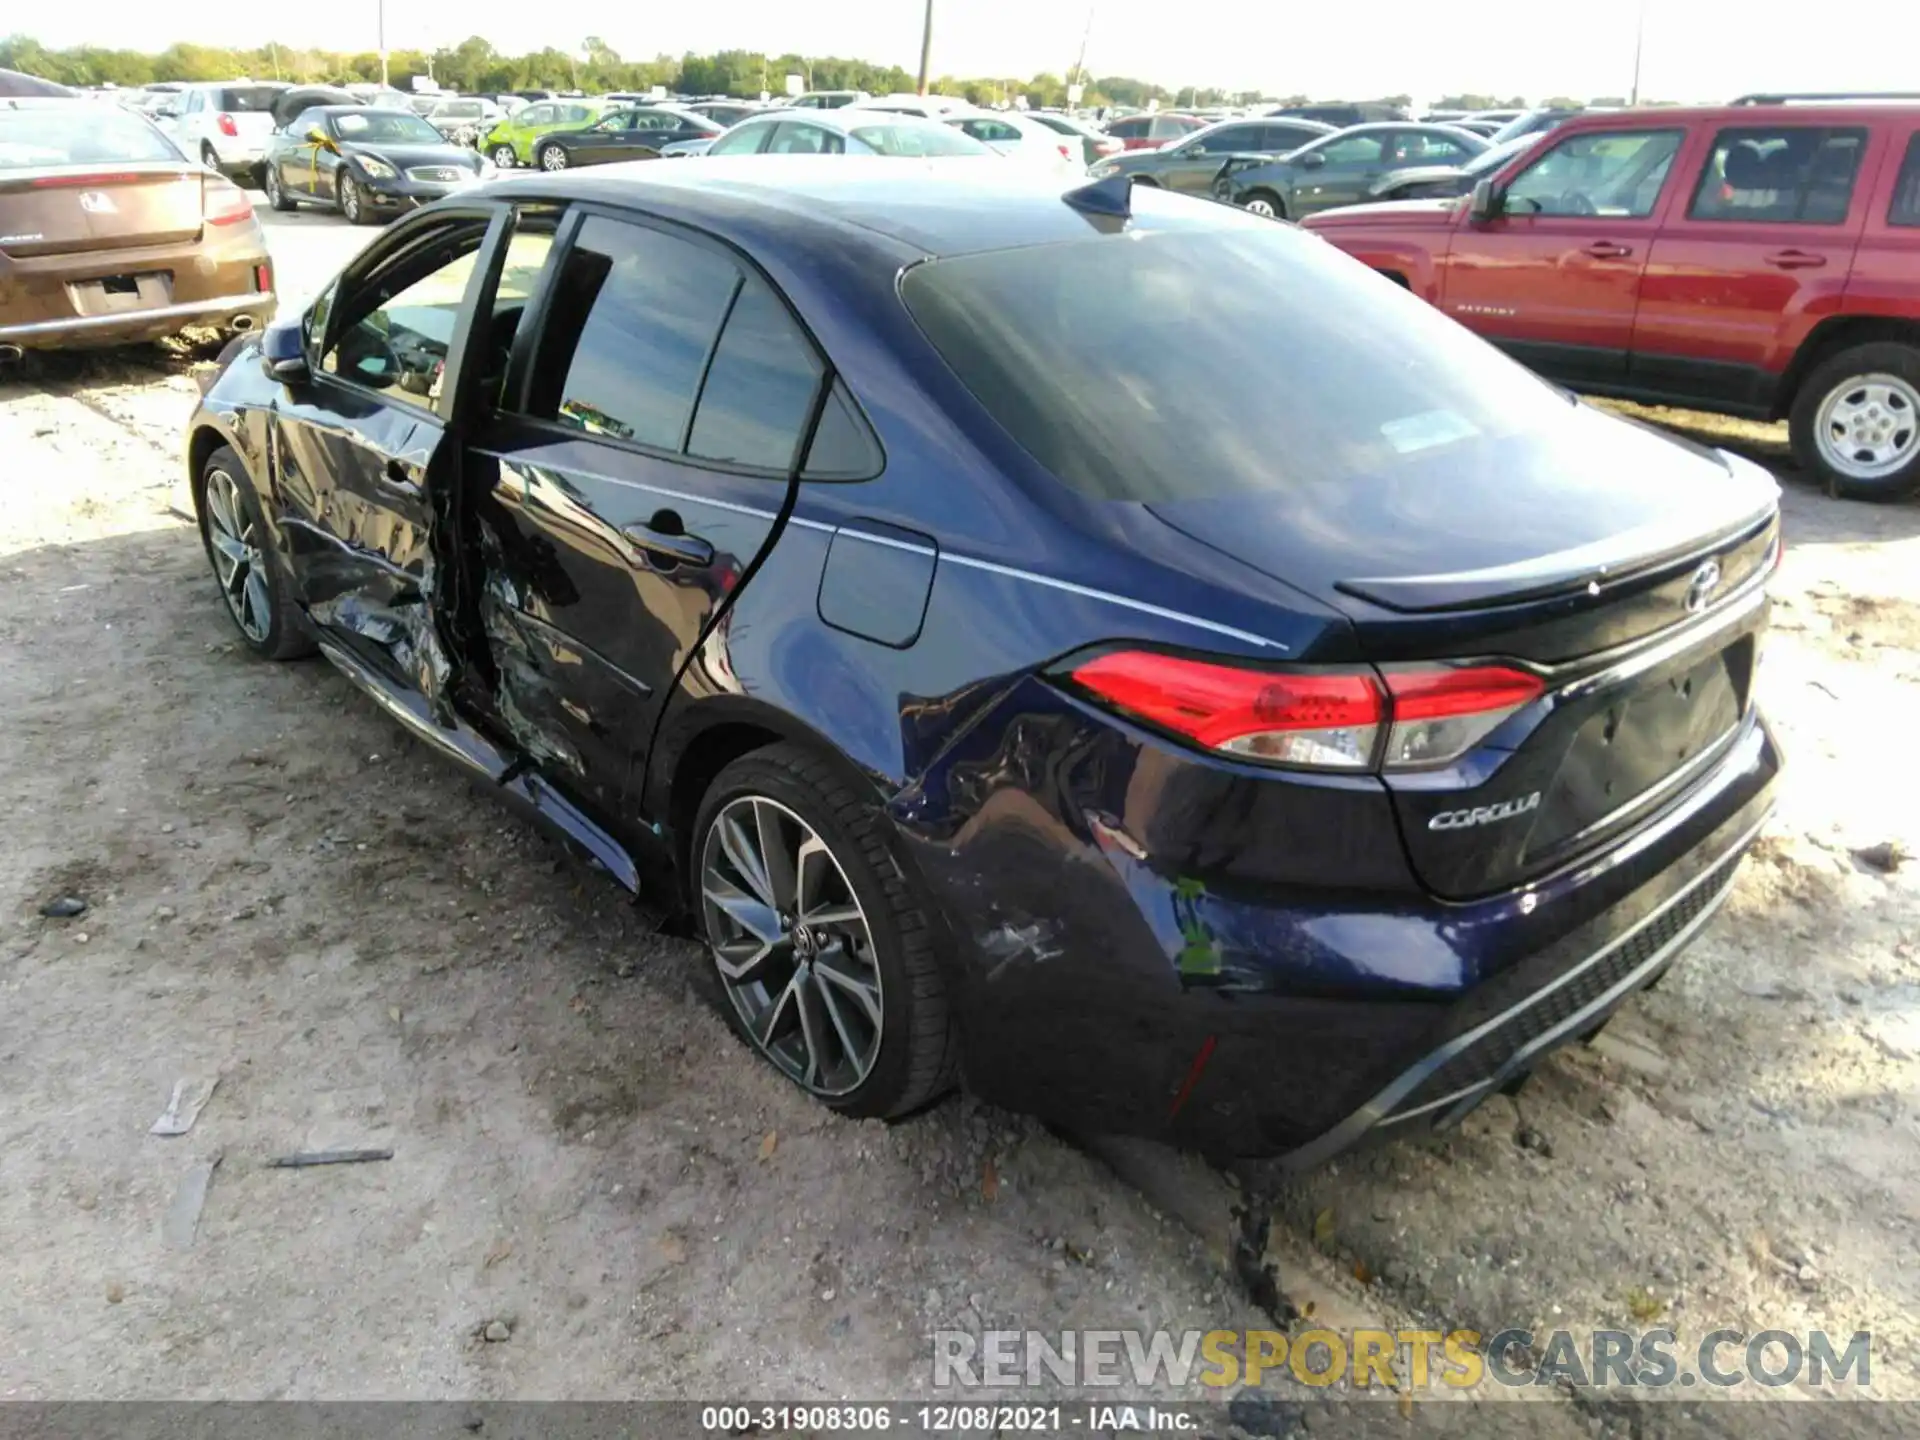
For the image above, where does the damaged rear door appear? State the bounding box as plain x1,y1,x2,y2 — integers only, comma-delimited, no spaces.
270,206,506,703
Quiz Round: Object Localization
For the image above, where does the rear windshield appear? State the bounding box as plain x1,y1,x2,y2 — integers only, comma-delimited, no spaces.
900,225,1573,502
216,86,284,112
0,107,180,169
849,123,984,157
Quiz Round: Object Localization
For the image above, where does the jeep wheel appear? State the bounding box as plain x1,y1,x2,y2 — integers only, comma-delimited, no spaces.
1791,342,1920,502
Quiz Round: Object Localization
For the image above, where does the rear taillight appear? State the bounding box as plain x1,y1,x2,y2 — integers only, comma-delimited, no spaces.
217,112,239,138
253,262,272,293
1068,652,1382,770
1065,651,1544,773
203,176,253,226
1058,143,1074,161
1377,666,1544,768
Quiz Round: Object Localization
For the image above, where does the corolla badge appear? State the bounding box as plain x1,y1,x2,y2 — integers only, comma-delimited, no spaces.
1684,559,1722,614
1429,792,1542,831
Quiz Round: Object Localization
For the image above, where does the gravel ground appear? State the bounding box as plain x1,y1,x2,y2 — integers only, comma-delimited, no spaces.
0,205,1915,1432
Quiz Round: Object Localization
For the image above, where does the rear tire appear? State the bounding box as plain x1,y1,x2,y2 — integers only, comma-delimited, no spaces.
536,143,569,171
263,164,295,212
691,743,959,1120
200,143,221,174
197,447,313,661
1789,341,1920,502
489,143,518,168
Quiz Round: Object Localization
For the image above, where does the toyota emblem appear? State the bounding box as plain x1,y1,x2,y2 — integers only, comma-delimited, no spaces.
1684,559,1722,614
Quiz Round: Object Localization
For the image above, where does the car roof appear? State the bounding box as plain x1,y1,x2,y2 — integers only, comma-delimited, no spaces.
1557,100,1920,128
727,107,957,135
478,155,1259,261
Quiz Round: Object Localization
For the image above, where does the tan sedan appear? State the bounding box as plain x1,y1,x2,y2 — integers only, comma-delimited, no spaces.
0,97,276,353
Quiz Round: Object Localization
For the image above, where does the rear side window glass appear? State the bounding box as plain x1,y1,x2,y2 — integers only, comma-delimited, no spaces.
1889,135,1920,226
216,87,283,112
688,280,824,470
528,217,739,450
0,107,180,167
902,227,1574,503
1689,126,1867,224
710,124,769,156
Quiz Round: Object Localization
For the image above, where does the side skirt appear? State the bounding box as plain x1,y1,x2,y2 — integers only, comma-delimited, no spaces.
317,637,642,893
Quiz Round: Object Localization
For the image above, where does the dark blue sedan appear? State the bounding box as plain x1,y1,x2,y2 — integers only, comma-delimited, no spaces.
183,159,1782,1162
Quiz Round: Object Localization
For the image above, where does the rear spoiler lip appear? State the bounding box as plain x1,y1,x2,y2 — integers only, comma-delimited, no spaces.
1335,498,1779,615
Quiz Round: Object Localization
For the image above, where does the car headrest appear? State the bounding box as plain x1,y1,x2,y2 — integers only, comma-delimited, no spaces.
1721,143,1773,191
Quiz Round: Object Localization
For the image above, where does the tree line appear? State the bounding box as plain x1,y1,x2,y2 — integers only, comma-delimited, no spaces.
1,33,1486,111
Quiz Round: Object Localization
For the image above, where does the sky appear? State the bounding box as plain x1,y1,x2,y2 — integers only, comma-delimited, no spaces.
24,1,1920,104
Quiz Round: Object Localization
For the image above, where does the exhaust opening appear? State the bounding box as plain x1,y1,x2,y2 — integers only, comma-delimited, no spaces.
231,314,257,332
0,344,24,366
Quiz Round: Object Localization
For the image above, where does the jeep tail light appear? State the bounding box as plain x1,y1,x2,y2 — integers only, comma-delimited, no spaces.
1068,652,1383,770
1066,651,1545,773
217,112,239,138
1378,665,1544,768
203,175,254,226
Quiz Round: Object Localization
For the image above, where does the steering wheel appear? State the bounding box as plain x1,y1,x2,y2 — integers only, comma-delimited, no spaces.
1558,190,1599,217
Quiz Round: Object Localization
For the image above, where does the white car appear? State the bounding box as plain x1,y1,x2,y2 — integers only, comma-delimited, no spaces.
422,95,504,143
150,81,288,182
700,108,994,160
943,110,1086,170
848,93,976,120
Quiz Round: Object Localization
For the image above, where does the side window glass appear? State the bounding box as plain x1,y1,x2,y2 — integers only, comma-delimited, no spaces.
1505,129,1683,218
709,124,768,157
1689,126,1867,224
687,280,824,470
1318,134,1384,165
1891,135,1920,227
528,217,739,449
322,225,490,402
769,123,831,155
803,382,883,480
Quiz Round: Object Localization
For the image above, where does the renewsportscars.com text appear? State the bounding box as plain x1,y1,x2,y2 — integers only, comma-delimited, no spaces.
933,1327,1873,1392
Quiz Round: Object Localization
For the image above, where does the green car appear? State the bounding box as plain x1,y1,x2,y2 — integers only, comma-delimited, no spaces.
481,99,606,167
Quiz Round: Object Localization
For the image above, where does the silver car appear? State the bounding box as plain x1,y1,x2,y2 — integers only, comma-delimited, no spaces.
700,108,994,159
150,81,288,181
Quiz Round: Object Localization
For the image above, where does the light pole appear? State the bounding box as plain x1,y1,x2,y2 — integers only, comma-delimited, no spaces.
1628,0,1646,106
917,0,934,95
377,0,388,87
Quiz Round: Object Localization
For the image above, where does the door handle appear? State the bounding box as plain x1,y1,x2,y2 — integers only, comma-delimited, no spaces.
381,459,418,491
622,511,714,569
1765,249,1827,270
1582,241,1633,259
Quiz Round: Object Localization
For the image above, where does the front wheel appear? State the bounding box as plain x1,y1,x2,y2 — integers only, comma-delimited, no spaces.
693,744,958,1120
536,143,569,171
338,173,374,225
489,143,517,168
1241,189,1285,219
1790,342,1920,502
263,164,294,211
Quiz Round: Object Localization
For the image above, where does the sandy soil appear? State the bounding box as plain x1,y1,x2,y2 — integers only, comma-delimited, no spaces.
1,208,1915,1432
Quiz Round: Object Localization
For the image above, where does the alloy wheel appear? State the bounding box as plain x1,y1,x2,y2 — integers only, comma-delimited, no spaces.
264,166,282,204
490,144,517,168
203,468,271,643
539,145,568,171
1243,196,1278,218
700,795,884,1097
1815,373,1920,480
340,176,362,222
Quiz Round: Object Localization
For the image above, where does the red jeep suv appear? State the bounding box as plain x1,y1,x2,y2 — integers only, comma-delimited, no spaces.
1302,97,1920,501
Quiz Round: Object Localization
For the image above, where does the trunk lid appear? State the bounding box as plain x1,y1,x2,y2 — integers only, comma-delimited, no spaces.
0,165,205,256
1147,410,1779,899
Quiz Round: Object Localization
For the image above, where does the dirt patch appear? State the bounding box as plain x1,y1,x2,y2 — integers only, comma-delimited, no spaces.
4,336,1918,1426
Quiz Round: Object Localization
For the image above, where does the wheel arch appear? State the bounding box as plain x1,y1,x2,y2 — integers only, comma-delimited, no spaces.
187,420,244,525
650,698,895,909
1775,316,1920,419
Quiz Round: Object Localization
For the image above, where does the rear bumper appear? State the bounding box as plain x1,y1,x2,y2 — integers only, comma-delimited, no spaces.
902,685,1781,1163
0,291,274,345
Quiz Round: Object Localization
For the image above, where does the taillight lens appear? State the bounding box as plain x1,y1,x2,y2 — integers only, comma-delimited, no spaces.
203,176,254,226
1058,143,1074,161
217,112,239,138
1069,652,1383,770
1066,651,1545,773
1378,666,1544,768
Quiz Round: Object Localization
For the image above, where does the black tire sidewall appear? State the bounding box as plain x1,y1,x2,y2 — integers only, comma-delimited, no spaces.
340,175,364,224
1790,341,1920,502
198,446,310,661
691,747,936,1119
